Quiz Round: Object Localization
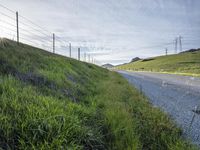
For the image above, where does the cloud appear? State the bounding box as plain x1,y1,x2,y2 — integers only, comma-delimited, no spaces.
1,0,200,65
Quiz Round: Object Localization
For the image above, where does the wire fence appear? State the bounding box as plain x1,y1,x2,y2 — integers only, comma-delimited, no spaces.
0,4,97,64
0,3,199,65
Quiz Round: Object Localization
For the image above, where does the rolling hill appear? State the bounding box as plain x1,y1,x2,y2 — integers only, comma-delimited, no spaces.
116,49,200,77
0,39,196,149
102,63,114,69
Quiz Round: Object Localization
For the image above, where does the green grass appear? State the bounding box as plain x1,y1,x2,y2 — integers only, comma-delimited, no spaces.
116,50,200,76
0,39,197,149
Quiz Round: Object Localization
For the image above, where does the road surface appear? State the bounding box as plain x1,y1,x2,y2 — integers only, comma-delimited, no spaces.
118,71,200,145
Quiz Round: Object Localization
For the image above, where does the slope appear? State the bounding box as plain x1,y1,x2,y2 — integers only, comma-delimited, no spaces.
117,49,200,76
0,39,197,149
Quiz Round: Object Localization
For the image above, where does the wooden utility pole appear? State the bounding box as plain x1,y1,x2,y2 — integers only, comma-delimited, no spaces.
53,33,55,53
16,11,19,44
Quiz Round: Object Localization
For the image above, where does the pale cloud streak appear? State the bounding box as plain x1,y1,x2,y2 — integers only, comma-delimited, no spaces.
0,0,200,65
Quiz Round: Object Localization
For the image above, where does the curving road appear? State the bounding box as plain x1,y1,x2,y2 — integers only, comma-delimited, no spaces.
118,71,200,145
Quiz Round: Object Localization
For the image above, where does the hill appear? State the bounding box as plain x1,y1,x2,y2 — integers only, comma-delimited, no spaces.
0,39,196,149
117,49,200,77
131,57,141,63
102,63,114,69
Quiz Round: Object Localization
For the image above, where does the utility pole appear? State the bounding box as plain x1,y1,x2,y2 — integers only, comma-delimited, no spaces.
69,43,71,57
179,36,183,52
78,48,80,60
165,48,168,56
53,33,55,53
174,37,178,54
16,11,19,44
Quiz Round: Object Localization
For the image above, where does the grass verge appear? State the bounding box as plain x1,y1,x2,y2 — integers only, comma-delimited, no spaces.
0,39,197,149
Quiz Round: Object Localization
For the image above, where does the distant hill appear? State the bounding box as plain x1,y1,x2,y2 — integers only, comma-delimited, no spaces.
102,63,114,69
116,48,200,76
115,57,141,67
131,57,141,63
180,48,200,53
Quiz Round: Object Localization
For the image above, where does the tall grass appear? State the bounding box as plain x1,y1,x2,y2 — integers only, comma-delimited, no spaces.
0,39,197,149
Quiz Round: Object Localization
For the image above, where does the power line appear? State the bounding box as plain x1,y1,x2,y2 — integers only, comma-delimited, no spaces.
0,3,15,13
0,24,16,33
0,3,70,57
0,20,16,28
19,21,51,38
0,3,52,35
1,29,52,51
0,11,16,21
133,42,173,50
18,14,52,35
0,12,52,41
19,28,52,42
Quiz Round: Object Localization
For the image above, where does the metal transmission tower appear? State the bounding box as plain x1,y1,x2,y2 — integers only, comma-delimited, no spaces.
174,38,178,54
179,36,183,52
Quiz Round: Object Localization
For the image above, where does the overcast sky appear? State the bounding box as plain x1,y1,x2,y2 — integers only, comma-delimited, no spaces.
0,0,200,65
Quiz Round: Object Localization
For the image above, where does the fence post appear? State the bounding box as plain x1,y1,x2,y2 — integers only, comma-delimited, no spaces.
53,33,55,53
69,43,71,57
78,48,80,60
16,11,19,44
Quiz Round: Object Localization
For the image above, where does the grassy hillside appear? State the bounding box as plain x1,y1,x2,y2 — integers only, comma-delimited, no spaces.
117,49,200,76
0,39,197,149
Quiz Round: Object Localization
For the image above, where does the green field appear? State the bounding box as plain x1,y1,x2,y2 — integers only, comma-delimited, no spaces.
116,49,200,77
0,39,197,149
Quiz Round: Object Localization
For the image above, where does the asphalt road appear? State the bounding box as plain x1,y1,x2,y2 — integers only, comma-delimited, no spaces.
118,71,200,145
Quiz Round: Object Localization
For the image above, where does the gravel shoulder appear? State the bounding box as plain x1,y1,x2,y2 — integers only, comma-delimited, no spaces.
118,71,200,145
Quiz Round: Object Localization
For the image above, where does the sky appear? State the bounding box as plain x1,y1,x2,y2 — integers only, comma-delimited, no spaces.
0,0,200,65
